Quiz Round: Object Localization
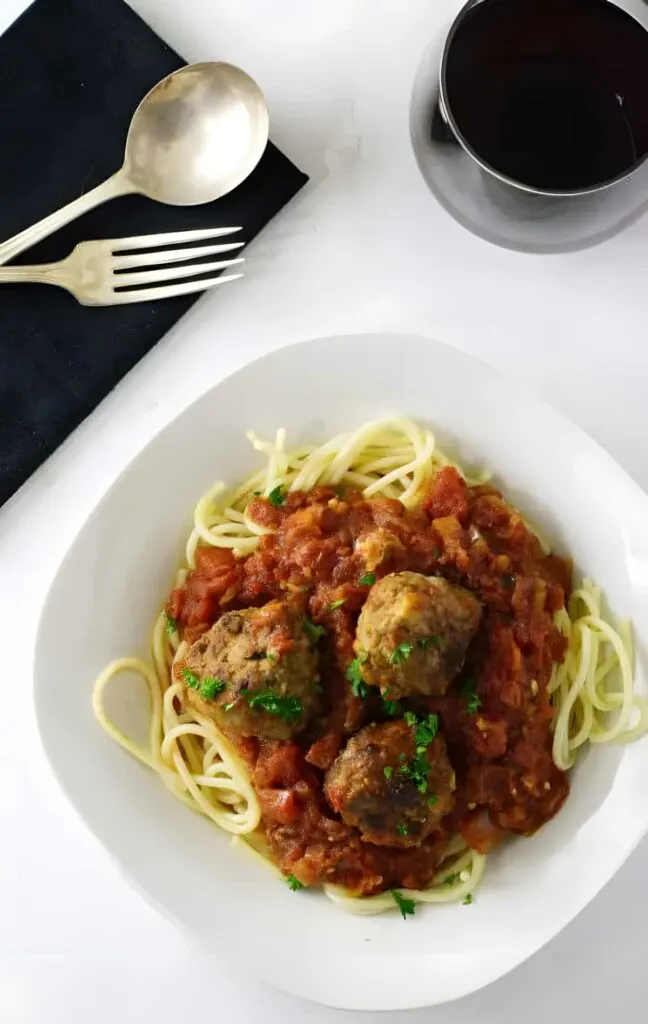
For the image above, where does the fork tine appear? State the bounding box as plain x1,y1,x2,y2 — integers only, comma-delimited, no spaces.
112,242,244,269
115,257,245,288
105,272,244,305
110,227,242,252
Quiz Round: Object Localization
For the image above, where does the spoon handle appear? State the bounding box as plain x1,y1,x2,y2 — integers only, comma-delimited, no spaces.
0,171,131,267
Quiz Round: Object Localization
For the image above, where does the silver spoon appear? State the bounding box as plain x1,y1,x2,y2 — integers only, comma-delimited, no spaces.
0,61,269,267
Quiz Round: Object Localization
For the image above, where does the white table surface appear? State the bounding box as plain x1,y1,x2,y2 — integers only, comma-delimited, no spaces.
2,0,648,1020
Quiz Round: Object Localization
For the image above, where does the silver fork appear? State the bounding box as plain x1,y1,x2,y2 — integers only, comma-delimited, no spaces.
0,227,244,305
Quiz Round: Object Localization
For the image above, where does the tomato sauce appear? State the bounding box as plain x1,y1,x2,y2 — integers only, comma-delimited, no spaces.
167,469,571,893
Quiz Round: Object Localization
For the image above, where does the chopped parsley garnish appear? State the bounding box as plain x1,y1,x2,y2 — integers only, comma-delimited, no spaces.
462,893,473,905
397,713,441,794
267,484,286,507
247,690,303,723
414,713,439,747
406,750,430,793
441,873,459,887
392,890,416,919
285,874,305,891
329,598,346,611
382,697,402,717
164,613,177,636
199,677,226,700
419,635,443,649
359,572,376,587
427,793,438,806
383,766,394,780
267,652,277,662
303,617,326,644
181,668,200,690
396,822,409,837
389,642,414,665
459,677,481,715
347,656,369,698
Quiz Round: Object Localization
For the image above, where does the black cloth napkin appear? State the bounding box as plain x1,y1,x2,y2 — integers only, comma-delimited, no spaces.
0,0,308,509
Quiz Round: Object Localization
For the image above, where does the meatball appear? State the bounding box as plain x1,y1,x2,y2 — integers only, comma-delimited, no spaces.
180,599,320,740
324,720,455,847
355,571,481,700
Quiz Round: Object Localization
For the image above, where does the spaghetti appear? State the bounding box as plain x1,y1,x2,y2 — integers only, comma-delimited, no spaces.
93,417,647,915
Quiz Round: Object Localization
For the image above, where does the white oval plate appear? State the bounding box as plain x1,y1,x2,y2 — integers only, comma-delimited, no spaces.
34,333,648,1011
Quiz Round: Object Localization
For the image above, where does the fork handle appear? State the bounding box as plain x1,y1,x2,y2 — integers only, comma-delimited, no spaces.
0,170,132,267
0,262,68,287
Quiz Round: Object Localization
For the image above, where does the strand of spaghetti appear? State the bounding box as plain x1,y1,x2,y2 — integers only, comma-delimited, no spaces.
159,688,259,832
613,696,648,744
327,418,423,485
289,433,351,492
552,623,592,771
162,637,205,776
93,658,161,771
324,850,486,914
580,615,636,743
568,640,597,753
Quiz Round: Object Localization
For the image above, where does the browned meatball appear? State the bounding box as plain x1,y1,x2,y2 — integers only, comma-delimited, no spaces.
355,571,481,700
324,719,455,847
180,599,320,740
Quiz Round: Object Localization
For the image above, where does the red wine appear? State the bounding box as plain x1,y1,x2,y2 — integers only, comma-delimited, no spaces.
443,0,648,191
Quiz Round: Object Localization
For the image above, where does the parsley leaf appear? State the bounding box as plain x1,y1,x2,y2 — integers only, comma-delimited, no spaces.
427,793,438,806
247,690,303,723
383,765,394,780
329,598,346,611
182,668,200,690
267,652,277,662
419,635,443,649
164,613,177,636
408,750,429,793
459,678,481,715
360,572,376,587
396,822,409,836
390,642,414,665
398,713,441,793
285,874,305,891
267,485,286,507
441,873,459,887
414,713,439,747
199,677,226,700
462,893,473,905
392,890,416,919
347,657,369,699
303,617,326,644
382,697,402,717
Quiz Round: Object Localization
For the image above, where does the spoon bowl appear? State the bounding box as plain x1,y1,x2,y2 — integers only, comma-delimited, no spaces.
0,61,269,266
124,62,269,205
